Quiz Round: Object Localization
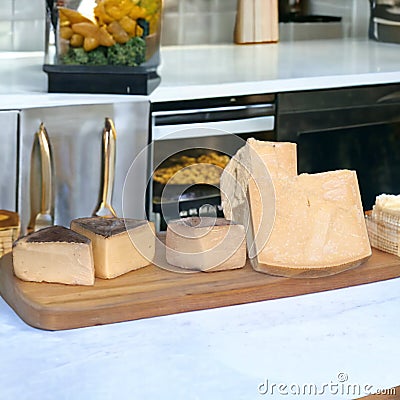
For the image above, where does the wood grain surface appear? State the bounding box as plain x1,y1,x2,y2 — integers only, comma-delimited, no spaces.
0,249,400,331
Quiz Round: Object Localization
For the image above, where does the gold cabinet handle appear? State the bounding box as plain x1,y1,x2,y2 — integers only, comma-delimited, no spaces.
93,117,117,218
27,123,54,233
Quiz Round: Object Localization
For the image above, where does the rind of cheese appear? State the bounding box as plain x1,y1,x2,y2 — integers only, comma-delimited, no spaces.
166,217,246,272
12,226,94,286
72,217,147,238
71,217,155,279
220,138,372,277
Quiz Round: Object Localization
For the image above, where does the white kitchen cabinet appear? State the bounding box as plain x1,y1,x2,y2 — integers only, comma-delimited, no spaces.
0,111,18,211
17,100,150,233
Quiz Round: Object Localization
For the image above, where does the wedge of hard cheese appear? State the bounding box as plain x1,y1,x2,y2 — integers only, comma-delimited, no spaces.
13,225,94,285
166,217,246,272
71,217,155,279
220,138,372,277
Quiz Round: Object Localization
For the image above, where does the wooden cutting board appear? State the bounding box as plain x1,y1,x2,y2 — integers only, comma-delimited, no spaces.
358,386,399,399
0,249,400,331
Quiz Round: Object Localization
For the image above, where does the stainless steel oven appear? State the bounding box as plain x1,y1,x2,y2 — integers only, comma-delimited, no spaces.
277,83,400,210
150,94,276,230
16,99,150,234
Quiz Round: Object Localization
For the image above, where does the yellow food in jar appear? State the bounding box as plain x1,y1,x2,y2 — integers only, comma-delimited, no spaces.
153,152,231,185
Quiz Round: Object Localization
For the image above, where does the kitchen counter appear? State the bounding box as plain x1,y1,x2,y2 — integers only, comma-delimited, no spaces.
2,38,400,107
151,39,400,102
1,275,399,399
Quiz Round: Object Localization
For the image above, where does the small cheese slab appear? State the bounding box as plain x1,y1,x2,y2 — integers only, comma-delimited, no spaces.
71,217,155,279
221,138,372,277
166,217,246,272
12,225,94,286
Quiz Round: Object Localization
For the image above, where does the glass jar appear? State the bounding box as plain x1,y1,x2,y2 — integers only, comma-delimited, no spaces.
44,0,162,94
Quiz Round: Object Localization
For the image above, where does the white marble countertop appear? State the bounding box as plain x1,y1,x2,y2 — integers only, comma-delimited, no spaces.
2,38,400,106
1,276,399,400
151,38,400,102
0,52,143,109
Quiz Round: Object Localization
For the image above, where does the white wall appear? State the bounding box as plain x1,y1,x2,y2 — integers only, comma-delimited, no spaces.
161,0,238,45
308,0,370,38
0,0,370,51
0,0,45,51
161,0,370,44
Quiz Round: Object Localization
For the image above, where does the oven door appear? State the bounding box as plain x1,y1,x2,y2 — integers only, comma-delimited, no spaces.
0,111,18,212
277,84,400,210
151,94,276,230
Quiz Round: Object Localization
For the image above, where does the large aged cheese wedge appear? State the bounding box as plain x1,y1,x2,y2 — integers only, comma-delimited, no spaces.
71,217,155,279
13,225,94,285
166,217,246,272
220,138,372,277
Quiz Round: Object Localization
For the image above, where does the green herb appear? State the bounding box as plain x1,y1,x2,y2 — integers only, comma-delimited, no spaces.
107,37,146,67
60,37,146,67
61,47,89,65
87,47,108,65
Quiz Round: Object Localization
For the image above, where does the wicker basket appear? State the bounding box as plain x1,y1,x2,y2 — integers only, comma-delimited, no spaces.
0,210,20,257
365,209,400,256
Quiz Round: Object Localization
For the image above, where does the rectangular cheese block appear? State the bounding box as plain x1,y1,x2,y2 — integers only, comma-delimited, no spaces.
13,225,94,286
71,217,155,279
166,217,246,272
221,138,372,277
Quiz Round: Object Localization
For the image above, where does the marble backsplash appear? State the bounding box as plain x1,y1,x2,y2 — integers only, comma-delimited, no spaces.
0,0,45,51
0,0,370,51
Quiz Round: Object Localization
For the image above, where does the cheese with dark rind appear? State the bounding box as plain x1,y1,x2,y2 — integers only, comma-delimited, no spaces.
220,138,372,277
166,217,246,272
71,217,155,279
72,217,148,238
12,226,95,285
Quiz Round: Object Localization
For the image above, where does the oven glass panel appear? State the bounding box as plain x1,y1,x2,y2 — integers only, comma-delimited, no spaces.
151,131,275,230
297,123,400,211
